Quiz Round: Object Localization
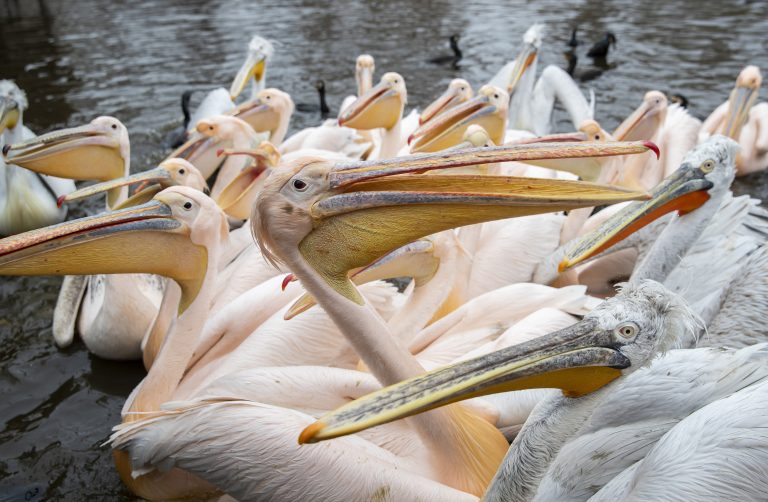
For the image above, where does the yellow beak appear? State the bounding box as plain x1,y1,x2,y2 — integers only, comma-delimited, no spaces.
299,315,628,443
0,195,207,313
299,141,654,304
338,80,403,130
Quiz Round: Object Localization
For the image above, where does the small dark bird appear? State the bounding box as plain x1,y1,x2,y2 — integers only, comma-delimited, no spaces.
587,32,617,58
164,90,194,149
567,27,580,48
296,79,331,116
428,34,462,67
670,93,689,109
564,52,603,82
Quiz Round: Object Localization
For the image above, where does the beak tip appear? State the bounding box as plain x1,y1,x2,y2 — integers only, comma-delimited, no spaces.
281,273,294,291
2,144,10,156
407,134,414,145
644,141,660,159
56,195,66,208
558,259,571,273
298,421,323,444
216,149,225,158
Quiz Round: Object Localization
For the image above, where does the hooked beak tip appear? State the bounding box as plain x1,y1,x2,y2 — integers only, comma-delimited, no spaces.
644,141,660,159
407,134,415,145
57,195,66,208
216,149,225,158
2,144,10,156
557,258,570,273
298,421,323,444
281,273,294,291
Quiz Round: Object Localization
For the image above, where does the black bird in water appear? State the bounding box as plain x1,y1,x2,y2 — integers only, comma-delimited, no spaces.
296,79,331,116
164,90,194,149
587,32,617,58
564,52,604,82
429,34,462,67
567,27,580,48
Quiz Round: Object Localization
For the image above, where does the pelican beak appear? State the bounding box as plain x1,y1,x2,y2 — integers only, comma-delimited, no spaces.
559,161,713,271
0,194,207,313
232,99,281,136
299,316,629,443
419,86,469,126
507,43,538,94
613,100,663,142
3,122,125,206
215,144,279,219
722,84,758,139
338,80,403,130
230,52,267,100
0,97,21,134
285,239,439,320
300,141,654,304
409,90,506,153
512,132,660,182
58,167,175,206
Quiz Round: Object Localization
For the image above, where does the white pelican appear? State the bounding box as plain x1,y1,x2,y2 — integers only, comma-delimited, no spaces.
612,90,701,190
418,78,474,125
338,54,375,117
229,35,274,103
338,72,407,159
488,24,593,136
0,80,75,235
700,65,768,175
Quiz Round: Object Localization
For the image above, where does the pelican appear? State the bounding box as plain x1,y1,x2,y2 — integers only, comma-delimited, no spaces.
0,141,651,499
338,72,408,159
0,80,75,235
488,24,594,136
700,65,767,175
419,79,474,126
229,35,274,103
612,90,701,190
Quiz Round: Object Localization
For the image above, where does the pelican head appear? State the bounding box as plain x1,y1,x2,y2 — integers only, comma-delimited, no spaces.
0,80,28,135
299,279,699,443
419,79,473,125
59,158,208,208
506,23,544,94
721,65,762,139
560,135,738,271
613,91,668,141
409,85,508,153
579,119,612,142
0,186,226,313
230,35,275,101
338,72,406,131
3,116,129,207
233,88,294,140
252,141,653,304
355,54,375,95
196,114,257,142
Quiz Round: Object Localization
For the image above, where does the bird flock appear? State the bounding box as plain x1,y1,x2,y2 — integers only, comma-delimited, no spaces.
1,24,767,501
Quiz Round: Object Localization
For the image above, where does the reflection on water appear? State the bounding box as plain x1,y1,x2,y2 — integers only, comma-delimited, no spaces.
1,0,767,498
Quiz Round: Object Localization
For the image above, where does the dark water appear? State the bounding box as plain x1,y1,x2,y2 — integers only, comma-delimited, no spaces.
1,0,767,499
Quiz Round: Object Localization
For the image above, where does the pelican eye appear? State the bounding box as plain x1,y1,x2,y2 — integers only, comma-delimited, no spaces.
493,93,500,99
292,179,308,191
700,159,715,173
594,134,600,140
178,168,186,175
111,124,118,130
614,322,638,339
183,201,193,210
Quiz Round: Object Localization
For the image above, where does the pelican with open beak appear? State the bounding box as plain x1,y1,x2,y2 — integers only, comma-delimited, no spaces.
419,79,474,125
3,116,130,209
58,158,208,209
409,85,509,153
229,35,274,102
214,141,280,219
